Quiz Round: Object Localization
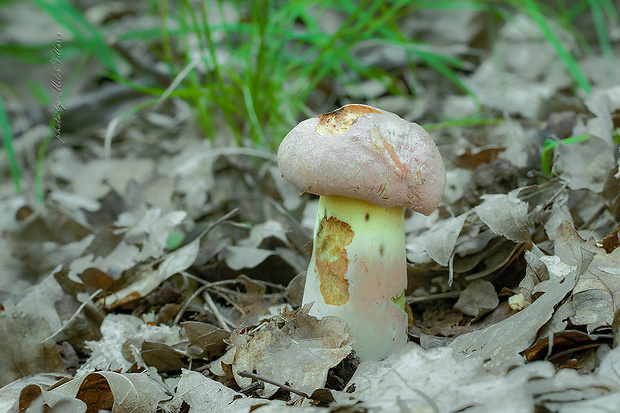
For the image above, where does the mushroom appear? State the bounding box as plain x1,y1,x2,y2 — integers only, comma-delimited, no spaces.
277,104,445,361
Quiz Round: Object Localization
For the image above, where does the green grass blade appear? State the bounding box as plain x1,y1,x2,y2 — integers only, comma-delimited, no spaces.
541,135,591,175
522,0,592,94
588,0,617,84
0,93,21,193
28,0,120,73
422,116,504,131
35,129,53,203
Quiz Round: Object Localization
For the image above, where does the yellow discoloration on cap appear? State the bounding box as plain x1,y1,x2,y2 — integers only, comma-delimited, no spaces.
315,216,354,306
316,104,381,135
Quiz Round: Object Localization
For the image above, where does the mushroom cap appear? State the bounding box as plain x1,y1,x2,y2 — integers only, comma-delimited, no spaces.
277,104,445,215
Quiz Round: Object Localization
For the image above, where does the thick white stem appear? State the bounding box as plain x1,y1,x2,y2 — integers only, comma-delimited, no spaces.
302,195,407,361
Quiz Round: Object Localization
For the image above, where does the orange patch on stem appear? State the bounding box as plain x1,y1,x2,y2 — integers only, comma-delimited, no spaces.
314,216,354,305
316,105,381,135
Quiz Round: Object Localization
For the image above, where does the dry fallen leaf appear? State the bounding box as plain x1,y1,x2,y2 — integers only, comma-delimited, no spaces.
417,211,470,266
0,373,70,412
568,240,620,332
225,305,353,398
163,369,267,413
454,279,499,317
78,314,184,375
47,148,156,200
531,344,620,409
15,267,65,332
463,15,572,119
347,343,555,412
475,189,531,243
101,237,199,309
555,137,616,193
450,249,577,369
182,321,230,360
222,219,290,271
0,301,65,388
26,370,171,413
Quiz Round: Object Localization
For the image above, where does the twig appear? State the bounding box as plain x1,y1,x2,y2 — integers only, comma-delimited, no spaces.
203,290,234,332
266,197,313,241
239,381,265,395
173,284,208,326
580,203,609,230
45,288,103,342
237,371,310,399
172,277,246,325
207,287,246,320
150,208,239,268
448,252,455,287
237,273,287,291
407,290,462,304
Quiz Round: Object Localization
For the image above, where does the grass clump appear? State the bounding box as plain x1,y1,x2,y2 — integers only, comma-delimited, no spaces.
155,0,477,150
0,0,618,196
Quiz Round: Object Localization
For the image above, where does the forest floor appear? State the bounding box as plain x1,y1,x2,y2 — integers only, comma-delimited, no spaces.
1,1,620,412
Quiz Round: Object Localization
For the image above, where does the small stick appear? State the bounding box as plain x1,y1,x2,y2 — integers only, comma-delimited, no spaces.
237,371,310,399
203,290,234,332
239,380,264,395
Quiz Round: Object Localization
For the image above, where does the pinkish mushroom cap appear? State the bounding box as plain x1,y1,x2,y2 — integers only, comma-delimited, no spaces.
277,104,446,215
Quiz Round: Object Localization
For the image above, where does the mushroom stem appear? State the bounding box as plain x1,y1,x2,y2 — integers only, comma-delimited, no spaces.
303,194,407,361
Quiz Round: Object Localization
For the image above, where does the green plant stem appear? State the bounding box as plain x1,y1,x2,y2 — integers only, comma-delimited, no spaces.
0,94,21,193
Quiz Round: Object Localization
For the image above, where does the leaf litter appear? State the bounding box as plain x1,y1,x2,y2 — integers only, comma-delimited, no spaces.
1,3,620,413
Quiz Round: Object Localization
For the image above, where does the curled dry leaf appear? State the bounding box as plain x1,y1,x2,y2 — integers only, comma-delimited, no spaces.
530,344,620,409
415,211,470,266
0,374,70,412
526,221,617,334
182,321,230,360
564,237,620,332
137,341,186,373
475,189,530,243
101,237,199,309
18,370,170,413
224,305,353,398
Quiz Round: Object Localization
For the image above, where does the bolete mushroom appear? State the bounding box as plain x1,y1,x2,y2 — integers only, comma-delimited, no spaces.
277,104,445,361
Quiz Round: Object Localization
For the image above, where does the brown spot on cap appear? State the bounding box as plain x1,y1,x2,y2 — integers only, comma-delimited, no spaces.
365,212,370,222
315,216,354,306
316,104,381,135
